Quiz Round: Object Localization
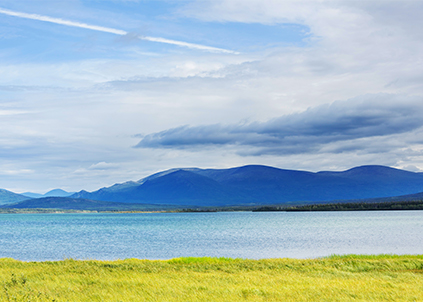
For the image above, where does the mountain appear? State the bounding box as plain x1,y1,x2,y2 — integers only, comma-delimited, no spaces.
21,189,74,199
0,189,30,205
73,170,246,206
336,191,423,204
71,165,423,207
194,165,423,202
0,197,172,211
21,192,43,199
43,189,74,197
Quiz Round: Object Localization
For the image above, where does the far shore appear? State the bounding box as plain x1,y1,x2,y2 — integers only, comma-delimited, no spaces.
1,199,423,214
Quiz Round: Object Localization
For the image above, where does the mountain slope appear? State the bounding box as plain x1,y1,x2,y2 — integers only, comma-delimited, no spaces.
0,189,30,205
44,189,74,197
70,164,423,206
196,165,423,202
74,170,248,206
129,170,247,206
0,197,172,211
22,189,74,198
316,165,423,198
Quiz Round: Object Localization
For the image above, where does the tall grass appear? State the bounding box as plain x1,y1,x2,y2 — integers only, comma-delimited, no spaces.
1,255,422,301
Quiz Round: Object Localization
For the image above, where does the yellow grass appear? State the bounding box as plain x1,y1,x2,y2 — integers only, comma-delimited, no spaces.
1,255,422,301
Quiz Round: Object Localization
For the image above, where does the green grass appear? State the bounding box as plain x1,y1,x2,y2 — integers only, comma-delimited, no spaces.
1,255,423,301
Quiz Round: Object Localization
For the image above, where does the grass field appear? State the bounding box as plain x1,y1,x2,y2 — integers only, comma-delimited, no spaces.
1,255,422,301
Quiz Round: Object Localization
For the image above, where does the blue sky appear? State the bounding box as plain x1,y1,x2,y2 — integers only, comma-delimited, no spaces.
1,0,423,193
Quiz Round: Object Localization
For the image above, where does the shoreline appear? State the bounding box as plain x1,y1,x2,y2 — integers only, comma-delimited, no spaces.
2,253,423,262
2,200,423,213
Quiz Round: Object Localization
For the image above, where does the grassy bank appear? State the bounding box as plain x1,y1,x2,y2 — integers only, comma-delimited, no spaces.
1,255,423,301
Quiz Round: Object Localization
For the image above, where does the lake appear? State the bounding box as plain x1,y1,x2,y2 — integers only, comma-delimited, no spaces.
0,211,422,261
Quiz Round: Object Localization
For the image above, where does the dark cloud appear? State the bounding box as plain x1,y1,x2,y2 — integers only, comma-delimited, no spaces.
135,94,423,156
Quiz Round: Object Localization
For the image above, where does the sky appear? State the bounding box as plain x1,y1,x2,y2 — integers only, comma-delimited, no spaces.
1,0,423,193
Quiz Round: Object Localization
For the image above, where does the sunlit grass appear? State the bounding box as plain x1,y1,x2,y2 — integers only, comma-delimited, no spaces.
1,255,422,301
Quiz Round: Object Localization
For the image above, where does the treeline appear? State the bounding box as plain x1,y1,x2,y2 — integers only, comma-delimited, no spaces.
253,200,423,212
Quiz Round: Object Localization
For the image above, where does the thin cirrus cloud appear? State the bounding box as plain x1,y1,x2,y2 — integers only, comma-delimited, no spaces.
0,7,239,54
135,94,423,156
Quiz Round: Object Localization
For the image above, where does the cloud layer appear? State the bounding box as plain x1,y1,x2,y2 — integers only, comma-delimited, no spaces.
136,94,423,156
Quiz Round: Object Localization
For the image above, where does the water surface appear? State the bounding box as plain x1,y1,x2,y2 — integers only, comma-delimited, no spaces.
0,211,422,261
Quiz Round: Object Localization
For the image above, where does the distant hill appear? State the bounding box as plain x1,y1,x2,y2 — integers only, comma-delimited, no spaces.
21,192,43,199
1,197,174,211
0,189,30,205
72,170,246,206
335,191,423,204
43,189,74,197
21,189,74,199
71,165,423,207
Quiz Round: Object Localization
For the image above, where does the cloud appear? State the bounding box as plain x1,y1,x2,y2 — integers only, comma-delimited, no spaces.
0,169,34,176
142,36,240,54
135,94,423,156
0,109,28,115
0,7,239,54
88,162,120,170
0,7,127,35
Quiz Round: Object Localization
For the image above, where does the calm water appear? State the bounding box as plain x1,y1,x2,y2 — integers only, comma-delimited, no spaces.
0,211,422,261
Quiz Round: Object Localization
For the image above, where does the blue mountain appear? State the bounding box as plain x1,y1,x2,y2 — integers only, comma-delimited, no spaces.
21,189,74,199
43,189,74,197
71,165,423,206
21,192,43,199
0,189,30,205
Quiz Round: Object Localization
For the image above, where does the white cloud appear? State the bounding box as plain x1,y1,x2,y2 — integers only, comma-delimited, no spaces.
0,169,34,176
88,162,120,170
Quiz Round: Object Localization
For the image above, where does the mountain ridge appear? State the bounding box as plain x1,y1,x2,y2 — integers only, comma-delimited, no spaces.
21,189,75,199
70,164,423,206
2,164,423,210
0,189,30,205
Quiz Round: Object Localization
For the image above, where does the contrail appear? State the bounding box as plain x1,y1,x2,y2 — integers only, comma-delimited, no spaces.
0,7,239,54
